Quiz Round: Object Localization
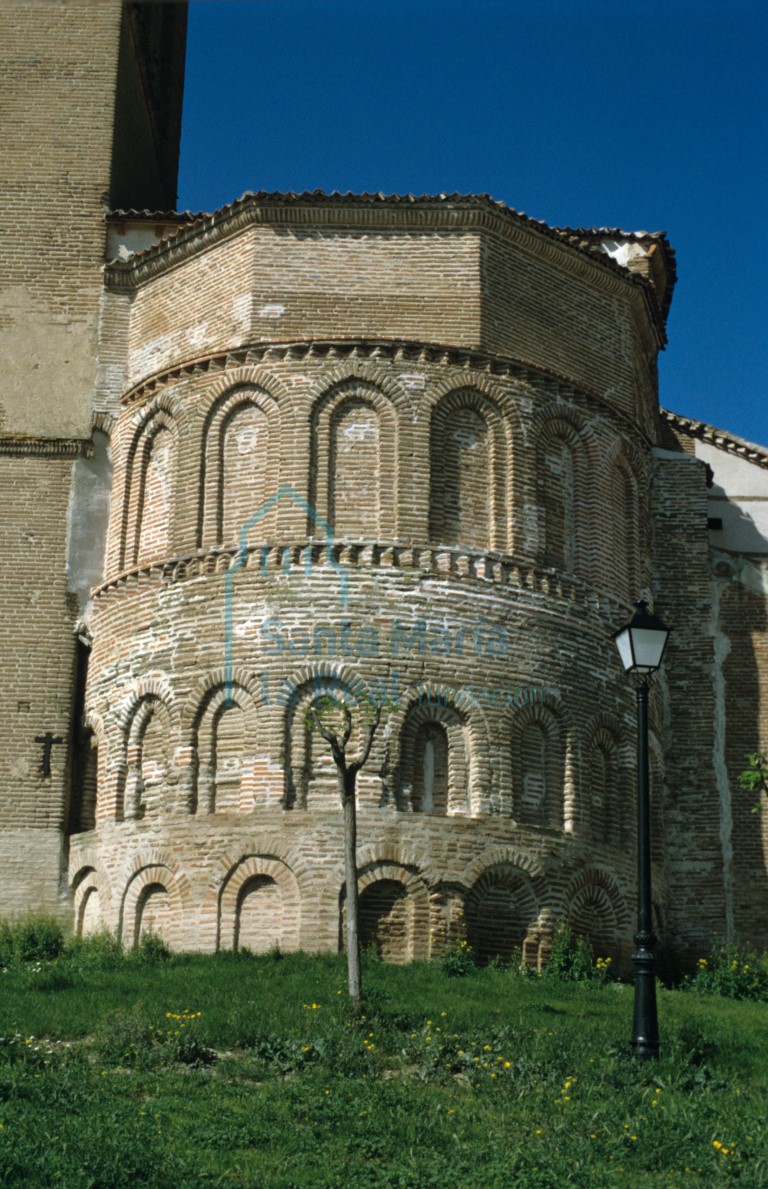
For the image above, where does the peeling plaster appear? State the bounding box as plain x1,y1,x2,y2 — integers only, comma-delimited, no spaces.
709,577,734,940
695,440,768,555
598,239,649,271
231,294,251,334
187,322,209,350
0,285,94,436
738,559,768,597
106,225,171,261
131,333,175,380
66,430,112,619
398,373,426,390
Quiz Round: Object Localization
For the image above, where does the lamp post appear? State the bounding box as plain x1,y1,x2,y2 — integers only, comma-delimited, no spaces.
612,599,671,1061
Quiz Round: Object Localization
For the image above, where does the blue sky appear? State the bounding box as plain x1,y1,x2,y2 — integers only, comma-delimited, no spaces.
178,0,768,446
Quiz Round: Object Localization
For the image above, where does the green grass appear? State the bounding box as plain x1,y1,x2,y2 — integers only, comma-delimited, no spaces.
0,949,765,1186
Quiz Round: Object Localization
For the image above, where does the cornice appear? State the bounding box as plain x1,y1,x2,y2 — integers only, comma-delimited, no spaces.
0,435,91,459
660,408,768,471
92,411,117,438
121,337,587,405
117,336,650,448
93,538,633,627
104,193,665,344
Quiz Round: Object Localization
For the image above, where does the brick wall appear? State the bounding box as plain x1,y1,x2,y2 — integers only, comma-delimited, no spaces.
0,0,125,437
718,569,768,945
651,449,725,958
107,202,661,441
73,343,664,967
0,448,81,915
0,1,187,919
7,198,759,965
0,0,185,438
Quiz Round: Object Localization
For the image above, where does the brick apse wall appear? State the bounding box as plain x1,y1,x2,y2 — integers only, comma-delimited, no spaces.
68,196,683,971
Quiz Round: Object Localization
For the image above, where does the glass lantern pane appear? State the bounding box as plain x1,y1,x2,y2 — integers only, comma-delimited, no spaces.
614,627,635,672
630,626,667,670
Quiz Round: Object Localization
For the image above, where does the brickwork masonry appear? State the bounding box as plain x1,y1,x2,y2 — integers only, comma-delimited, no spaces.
71,340,669,967
2,4,765,962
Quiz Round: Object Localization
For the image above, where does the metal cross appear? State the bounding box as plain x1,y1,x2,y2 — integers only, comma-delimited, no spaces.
34,733,63,777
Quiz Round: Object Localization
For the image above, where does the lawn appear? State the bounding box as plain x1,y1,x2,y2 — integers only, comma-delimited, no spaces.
0,945,765,1187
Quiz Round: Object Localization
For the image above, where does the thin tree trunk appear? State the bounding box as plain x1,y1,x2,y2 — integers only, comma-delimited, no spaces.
342,769,362,1009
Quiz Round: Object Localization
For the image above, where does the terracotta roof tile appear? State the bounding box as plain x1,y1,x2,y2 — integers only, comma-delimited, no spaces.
661,408,768,467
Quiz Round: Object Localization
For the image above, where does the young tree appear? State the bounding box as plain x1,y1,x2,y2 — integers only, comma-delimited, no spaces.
305,693,382,1010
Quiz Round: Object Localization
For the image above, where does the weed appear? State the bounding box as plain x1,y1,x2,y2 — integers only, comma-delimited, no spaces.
543,922,608,982
62,929,123,973
130,931,172,965
97,1007,214,1070
440,937,476,978
0,916,65,968
438,910,476,977
685,942,768,1001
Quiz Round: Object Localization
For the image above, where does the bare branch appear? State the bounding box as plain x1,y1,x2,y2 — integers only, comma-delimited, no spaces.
351,701,382,776
305,695,354,769
338,700,353,751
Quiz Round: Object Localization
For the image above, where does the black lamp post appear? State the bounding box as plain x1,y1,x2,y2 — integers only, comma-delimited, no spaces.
612,599,671,1060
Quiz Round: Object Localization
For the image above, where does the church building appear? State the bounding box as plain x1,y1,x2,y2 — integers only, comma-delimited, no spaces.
1,1,766,969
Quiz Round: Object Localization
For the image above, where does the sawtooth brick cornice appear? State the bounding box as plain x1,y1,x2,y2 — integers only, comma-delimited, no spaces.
92,537,633,627
116,336,651,447
0,435,91,458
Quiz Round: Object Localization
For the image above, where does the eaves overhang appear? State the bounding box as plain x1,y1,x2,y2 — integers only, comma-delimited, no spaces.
661,408,768,470
105,191,672,348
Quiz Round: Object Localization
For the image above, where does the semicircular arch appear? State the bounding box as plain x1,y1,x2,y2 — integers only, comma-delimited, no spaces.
389,684,491,815
119,860,188,950
309,376,400,540
217,853,301,952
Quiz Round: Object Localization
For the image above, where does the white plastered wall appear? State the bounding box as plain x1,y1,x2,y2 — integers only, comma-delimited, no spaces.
694,440,768,555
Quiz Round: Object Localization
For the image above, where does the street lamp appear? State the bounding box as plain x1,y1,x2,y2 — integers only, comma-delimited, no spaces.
612,598,671,1060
